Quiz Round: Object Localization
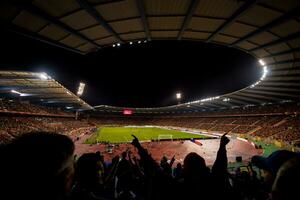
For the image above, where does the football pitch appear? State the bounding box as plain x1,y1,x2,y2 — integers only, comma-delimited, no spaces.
85,127,210,144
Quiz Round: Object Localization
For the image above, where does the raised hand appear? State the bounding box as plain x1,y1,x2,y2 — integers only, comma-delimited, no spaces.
171,155,175,162
220,132,230,147
131,134,141,147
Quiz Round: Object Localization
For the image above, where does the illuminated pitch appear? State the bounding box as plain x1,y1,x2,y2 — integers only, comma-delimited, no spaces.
85,127,210,144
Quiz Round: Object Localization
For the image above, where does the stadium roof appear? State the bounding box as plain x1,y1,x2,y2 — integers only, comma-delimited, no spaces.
0,71,92,110
0,0,300,114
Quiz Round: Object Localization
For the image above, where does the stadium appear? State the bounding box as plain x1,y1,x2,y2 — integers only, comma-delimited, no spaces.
0,0,300,200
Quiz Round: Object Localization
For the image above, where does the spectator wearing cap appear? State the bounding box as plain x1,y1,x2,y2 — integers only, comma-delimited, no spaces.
271,157,300,200
251,150,300,193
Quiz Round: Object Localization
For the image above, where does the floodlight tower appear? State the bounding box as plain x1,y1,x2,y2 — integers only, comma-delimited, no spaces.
77,82,85,97
75,82,85,119
176,92,182,104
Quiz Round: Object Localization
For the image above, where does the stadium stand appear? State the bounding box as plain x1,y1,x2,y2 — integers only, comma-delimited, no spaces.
1,0,300,199
0,99,74,116
1,131,300,200
1,101,299,147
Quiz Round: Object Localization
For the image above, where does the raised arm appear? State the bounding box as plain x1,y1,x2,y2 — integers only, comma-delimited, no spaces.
169,155,175,168
131,135,160,174
212,132,230,175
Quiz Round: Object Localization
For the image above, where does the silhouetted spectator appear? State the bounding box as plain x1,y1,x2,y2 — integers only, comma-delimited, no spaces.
271,157,300,200
251,150,300,196
71,153,109,200
0,132,75,200
173,163,183,180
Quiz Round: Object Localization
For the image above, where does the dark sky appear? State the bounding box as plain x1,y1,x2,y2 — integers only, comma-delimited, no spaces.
0,30,261,107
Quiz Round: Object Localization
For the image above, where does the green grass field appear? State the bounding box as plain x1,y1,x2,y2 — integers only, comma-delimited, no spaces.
85,127,210,144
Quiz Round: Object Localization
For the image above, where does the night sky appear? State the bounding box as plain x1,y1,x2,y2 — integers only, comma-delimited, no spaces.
0,30,261,107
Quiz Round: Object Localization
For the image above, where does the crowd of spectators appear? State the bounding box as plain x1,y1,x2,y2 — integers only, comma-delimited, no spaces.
231,125,258,134
0,99,71,116
89,114,300,143
0,102,300,199
0,101,300,145
1,114,300,145
271,116,300,142
1,132,299,200
0,117,92,145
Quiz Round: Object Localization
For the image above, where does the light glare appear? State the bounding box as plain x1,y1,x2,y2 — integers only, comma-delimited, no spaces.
11,90,21,95
39,73,48,80
77,82,85,96
259,59,265,66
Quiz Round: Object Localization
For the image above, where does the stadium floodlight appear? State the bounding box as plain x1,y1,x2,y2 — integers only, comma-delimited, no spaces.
10,90,30,97
176,92,182,99
112,44,116,47
77,82,85,96
260,66,268,80
129,41,133,45
11,90,22,95
223,98,230,102
138,40,141,44
251,66,268,87
39,73,48,80
117,43,121,47
259,59,265,66
200,95,220,102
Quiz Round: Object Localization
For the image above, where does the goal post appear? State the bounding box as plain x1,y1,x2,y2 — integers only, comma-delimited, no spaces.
158,134,173,141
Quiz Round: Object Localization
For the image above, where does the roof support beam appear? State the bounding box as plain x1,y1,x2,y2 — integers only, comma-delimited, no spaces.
20,96,75,100
204,102,224,108
269,72,300,78
135,0,151,41
2,21,84,54
76,0,124,43
261,47,300,59
229,6,300,47
239,91,283,101
266,76,300,82
177,0,200,40
206,0,257,42
252,85,300,92
208,101,234,108
0,86,62,92
243,93,296,102
231,94,261,105
11,1,101,48
230,94,263,103
250,32,300,52
272,66,300,73
268,58,300,66
246,88,300,98
192,103,215,109
260,81,300,87
229,98,253,105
